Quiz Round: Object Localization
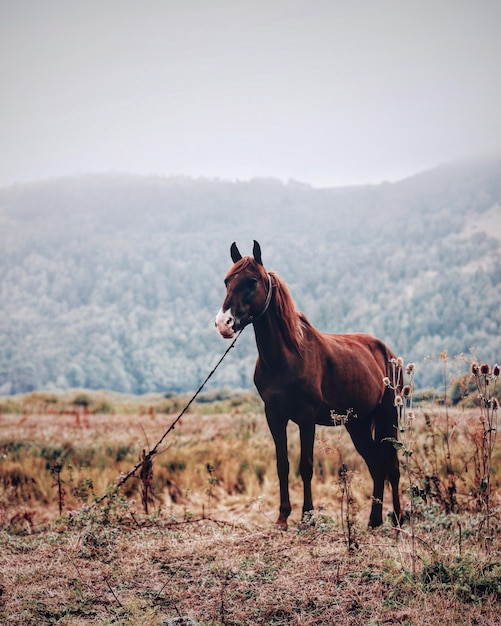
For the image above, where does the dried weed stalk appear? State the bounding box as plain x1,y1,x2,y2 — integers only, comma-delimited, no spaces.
383,357,418,572
470,361,499,553
51,461,66,516
338,462,358,551
140,449,154,515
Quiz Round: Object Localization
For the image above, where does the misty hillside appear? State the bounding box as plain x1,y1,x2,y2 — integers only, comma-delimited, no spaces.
1,158,500,395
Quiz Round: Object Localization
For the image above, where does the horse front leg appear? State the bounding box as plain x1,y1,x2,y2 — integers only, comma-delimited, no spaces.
267,413,291,528
299,421,316,519
369,469,385,528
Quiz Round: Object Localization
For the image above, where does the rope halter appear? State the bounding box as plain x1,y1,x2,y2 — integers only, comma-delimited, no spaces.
248,272,273,325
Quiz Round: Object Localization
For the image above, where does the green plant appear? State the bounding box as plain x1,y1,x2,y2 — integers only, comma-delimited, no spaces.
71,477,95,505
422,556,501,602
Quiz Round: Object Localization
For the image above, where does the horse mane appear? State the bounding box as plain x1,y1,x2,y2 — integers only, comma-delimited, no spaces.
226,256,252,278
269,271,311,354
225,258,311,354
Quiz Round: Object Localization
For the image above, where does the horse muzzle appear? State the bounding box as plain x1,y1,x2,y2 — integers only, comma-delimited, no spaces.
215,309,238,338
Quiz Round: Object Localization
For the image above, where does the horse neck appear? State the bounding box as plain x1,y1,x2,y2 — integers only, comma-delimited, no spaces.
253,276,303,364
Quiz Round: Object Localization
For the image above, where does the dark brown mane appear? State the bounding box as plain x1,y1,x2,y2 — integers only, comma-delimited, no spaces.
269,271,311,354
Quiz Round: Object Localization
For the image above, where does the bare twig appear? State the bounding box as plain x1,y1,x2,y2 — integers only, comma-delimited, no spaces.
105,577,124,609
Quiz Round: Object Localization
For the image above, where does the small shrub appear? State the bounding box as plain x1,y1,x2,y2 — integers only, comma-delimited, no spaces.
92,399,114,414
72,393,91,409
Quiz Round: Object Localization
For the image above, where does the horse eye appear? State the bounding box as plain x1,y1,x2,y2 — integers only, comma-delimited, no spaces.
245,277,258,288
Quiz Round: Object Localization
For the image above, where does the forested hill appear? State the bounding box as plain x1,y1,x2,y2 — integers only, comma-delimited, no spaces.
1,157,500,395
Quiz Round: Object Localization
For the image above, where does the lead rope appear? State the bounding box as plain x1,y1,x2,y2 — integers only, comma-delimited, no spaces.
95,327,245,503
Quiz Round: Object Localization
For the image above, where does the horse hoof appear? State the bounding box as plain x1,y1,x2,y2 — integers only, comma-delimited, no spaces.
299,511,315,528
274,519,288,531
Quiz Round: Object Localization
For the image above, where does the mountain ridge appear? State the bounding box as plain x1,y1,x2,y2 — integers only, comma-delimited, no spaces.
1,157,500,395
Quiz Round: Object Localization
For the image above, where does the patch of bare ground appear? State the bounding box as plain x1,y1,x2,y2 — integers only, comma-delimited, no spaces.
1,511,500,626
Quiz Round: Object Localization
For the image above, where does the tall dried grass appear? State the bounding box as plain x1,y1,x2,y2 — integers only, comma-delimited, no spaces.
1,386,500,624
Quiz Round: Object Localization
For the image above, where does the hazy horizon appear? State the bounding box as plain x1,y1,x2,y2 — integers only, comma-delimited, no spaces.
2,1,501,189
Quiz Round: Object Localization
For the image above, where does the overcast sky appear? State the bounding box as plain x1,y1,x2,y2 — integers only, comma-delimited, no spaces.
2,0,501,188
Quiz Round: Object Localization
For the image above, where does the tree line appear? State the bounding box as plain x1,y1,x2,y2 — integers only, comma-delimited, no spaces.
0,158,500,395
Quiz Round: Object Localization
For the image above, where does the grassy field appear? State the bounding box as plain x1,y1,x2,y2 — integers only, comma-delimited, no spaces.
1,389,500,625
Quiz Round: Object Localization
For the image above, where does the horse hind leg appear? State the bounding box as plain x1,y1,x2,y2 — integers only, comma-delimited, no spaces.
389,455,402,526
384,435,402,526
367,452,386,528
374,396,402,526
345,420,386,528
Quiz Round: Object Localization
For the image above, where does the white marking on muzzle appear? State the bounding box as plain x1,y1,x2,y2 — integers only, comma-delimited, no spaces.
215,308,236,338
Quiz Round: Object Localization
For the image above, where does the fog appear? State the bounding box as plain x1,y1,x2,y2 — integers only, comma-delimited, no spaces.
2,0,501,188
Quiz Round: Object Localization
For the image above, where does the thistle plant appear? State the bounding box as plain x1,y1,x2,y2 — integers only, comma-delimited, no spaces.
439,350,458,513
330,408,358,549
383,358,416,480
338,462,358,551
470,361,499,553
383,358,417,570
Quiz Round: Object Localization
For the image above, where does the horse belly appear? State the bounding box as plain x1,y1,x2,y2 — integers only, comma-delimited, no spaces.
320,347,386,417
315,406,337,426
257,378,320,423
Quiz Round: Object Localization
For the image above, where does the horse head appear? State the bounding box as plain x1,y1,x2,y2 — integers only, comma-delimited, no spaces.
215,240,272,338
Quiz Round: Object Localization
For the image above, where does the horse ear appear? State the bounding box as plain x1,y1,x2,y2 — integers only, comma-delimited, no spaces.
253,240,263,265
230,242,242,263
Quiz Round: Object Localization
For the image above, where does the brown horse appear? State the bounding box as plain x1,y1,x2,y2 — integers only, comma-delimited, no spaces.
215,241,402,528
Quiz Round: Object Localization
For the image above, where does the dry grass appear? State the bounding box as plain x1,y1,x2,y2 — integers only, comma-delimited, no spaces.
0,404,370,526
1,395,500,625
2,512,500,625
